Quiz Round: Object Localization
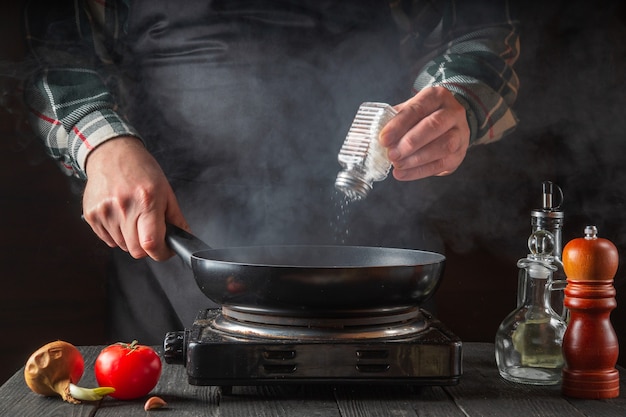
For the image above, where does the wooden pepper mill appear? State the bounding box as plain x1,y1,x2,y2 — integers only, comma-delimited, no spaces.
561,225,620,399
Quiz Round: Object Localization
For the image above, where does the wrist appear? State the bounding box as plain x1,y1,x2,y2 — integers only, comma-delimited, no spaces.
85,135,144,178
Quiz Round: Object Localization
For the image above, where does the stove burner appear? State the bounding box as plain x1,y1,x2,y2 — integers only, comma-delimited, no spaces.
164,308,463,387
213,306,428,340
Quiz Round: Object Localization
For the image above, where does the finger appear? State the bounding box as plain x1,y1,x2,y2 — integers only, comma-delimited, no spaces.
137,209,172,261
380,100,437,148
393,158,451,181
392,132,467,181
84,210,130,251
393,127,464,170
89,221,118,249
105,224,129,252
389,109,456,164
121,221,148,259
165,194,190,233
380,88,448,148
138,190,187,261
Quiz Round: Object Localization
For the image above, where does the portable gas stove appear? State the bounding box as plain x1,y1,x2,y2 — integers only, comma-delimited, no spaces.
163,306,462,387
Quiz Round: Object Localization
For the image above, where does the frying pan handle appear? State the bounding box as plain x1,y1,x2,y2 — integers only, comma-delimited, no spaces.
165,223,212,269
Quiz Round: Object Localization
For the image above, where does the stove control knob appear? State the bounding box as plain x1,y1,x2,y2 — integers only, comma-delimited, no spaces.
163,331,186,365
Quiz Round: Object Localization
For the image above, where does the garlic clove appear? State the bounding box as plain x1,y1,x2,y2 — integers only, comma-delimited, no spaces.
144,396,167,411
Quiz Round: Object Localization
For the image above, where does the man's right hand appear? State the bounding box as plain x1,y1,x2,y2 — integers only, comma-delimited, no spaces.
82,136,189,261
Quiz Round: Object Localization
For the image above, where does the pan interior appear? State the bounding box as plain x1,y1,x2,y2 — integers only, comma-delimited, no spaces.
192,245,444,268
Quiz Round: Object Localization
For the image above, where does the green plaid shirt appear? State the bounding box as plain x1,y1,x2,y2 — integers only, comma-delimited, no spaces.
23,0,520,179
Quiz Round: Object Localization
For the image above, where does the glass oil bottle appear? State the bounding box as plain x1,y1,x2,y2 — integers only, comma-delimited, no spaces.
495,229,568,385
526,181,566,314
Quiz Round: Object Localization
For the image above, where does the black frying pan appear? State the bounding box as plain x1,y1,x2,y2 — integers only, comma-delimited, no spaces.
166,224,445,313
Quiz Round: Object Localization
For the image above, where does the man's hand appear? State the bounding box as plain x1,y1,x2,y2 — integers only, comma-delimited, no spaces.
380,86,471,181
82,136,188,261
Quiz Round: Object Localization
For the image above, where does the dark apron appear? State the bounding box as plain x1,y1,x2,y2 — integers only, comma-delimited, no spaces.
106,0,441,343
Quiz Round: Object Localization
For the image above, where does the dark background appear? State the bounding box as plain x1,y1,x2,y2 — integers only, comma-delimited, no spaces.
2,1,625,384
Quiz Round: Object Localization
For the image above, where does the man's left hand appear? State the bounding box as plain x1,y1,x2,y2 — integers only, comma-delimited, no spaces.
380,86,471,181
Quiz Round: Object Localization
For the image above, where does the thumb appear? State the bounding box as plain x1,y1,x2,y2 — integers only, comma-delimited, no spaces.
164,191,191,233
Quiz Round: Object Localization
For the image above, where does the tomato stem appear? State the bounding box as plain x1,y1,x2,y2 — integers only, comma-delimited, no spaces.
116,340,140,354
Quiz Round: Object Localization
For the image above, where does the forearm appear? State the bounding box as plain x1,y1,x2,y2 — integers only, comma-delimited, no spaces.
408,1,520,145
23,0,139,179
414,25,520,145
25,68,140,179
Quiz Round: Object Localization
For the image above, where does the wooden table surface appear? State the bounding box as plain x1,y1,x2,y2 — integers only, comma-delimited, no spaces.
1,343,625,416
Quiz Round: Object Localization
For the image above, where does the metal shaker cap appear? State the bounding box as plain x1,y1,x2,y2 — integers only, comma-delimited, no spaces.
335,170,372,201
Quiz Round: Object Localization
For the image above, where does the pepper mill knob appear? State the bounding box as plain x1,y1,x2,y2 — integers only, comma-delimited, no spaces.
561,225,620,399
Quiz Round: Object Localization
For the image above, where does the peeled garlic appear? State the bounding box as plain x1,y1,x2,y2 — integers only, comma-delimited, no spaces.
144,396,167,411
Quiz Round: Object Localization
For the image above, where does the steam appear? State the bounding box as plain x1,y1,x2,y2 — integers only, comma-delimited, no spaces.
418,2,626,275
10,2,626,274
514,2,626,264
114,5,415,249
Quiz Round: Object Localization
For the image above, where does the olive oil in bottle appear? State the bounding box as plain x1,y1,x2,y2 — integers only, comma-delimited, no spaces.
495,230,567,385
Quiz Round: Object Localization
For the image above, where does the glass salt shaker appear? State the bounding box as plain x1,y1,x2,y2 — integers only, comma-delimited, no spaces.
335,102,397,201
495,229,568,385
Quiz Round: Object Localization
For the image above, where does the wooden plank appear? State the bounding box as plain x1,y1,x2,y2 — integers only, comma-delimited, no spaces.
94,366,221,416
527,346,625,417
0,360,98,417
2,343,625,416
563,397,626,417
444,343,587,417
333,384,419,417
560,369,626,417
219,384,340,417
91,347,221,416
410,386,469,417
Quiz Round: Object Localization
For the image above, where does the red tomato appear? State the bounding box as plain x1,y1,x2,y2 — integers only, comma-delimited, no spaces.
94,341,162,400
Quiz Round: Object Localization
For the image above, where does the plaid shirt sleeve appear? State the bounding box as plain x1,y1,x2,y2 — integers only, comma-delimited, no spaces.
23,0,138,179
393,0,520,145
24,0,518,180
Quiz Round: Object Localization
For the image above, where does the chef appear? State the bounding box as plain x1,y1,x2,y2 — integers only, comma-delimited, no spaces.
23,0,520,343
